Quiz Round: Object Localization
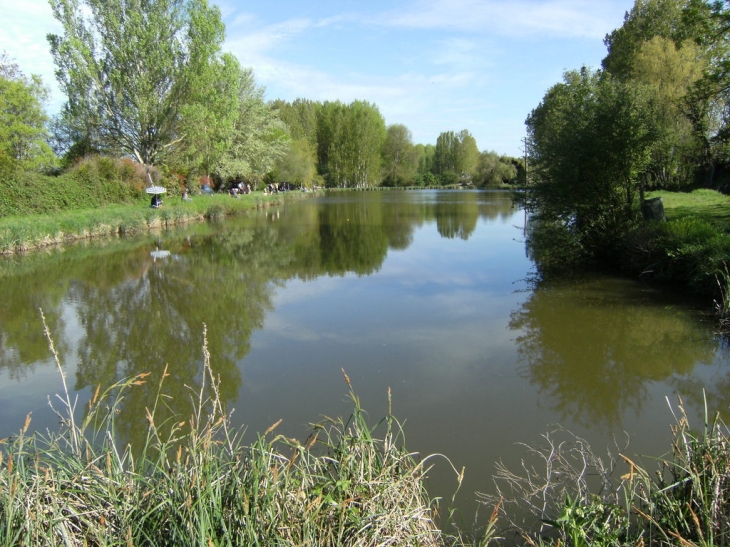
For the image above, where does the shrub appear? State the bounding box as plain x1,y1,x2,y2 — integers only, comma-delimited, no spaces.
622,218,730,295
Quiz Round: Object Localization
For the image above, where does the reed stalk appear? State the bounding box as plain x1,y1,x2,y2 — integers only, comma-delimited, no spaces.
0,314,454,546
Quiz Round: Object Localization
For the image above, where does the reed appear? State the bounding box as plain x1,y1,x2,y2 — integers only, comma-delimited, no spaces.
0,313,454,546
716,262,730,333
481,395,730,547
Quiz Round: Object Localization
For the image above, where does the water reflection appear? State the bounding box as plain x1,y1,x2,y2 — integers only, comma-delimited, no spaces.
509,275,716,428
0,187,725,514
0,191,517,443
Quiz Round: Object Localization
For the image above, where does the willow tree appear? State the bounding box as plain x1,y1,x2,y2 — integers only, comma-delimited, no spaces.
48,0,228,166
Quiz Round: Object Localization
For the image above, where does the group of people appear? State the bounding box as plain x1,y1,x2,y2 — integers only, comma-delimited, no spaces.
150,181,301,208
229,182,252,198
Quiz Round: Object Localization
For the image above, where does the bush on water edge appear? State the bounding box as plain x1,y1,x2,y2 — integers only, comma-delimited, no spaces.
620,214,730,332
525,189,730,333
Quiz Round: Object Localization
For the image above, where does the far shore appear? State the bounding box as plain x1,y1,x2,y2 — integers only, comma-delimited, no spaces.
0,189,324,255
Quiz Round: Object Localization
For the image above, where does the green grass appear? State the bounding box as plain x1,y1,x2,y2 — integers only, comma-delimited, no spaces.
0,191,319,254
649,189,730,233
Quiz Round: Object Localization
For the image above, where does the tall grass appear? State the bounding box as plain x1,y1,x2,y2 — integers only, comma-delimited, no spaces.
0,313,455,546
481,395,730,547
716,262,730,333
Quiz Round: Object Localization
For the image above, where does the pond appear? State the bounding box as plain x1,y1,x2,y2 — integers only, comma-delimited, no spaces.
0,189,727,527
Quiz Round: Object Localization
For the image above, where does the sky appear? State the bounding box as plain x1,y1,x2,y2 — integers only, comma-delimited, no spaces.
1,0,636,157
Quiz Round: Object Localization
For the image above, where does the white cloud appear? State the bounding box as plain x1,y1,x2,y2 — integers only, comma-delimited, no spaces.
377,0,622,39
0,0,63,111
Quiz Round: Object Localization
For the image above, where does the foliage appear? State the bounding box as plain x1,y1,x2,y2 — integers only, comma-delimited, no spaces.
525,67,657,262
433,130,479,183
214,69,290,183
273,98,321,145
382,124,418,186
0,319,452,546
0,156,145,218
621,214,730,294
0,53,56,173
631,36,706,189
47,0,229,166
602,0,690,81
317,101,386,188
620,190,730,297
274,137,320,187
600,0,730,186
475,151,519,187
415,143,436,176
173,53,242,179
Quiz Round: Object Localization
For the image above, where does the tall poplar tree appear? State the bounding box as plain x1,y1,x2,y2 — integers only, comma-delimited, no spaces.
382,124,417,186
317,101,385,187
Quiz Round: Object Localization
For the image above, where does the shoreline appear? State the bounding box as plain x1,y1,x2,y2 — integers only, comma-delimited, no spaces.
0,190,323,255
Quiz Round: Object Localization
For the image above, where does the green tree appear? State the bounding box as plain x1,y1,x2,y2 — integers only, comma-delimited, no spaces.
602,0,688,81
382,124,417,186
0,53,56,172
48,0,228,166
433,131,458,177
414,143,435,176
273,98,320,146
213,68,289,183
274,137,319,187
317,100,385,187
686,0,730,171
272,98,322,187
631,36,706,188
174,53,241,180
433,129,479,183
475,151,518,187
525,68,657,261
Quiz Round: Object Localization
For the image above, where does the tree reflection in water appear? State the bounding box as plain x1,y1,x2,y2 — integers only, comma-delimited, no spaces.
509,275,716,428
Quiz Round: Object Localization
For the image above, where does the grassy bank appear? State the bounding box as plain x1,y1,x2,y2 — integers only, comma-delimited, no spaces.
617,190,730,330
0,156,323,254
0,191,319,254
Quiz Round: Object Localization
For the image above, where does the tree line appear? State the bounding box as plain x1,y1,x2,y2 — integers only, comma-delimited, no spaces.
524,0,730,263
273,99,522,188
0,0,520,193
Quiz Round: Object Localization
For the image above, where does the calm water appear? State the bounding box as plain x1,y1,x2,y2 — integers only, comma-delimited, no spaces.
0,189,727,522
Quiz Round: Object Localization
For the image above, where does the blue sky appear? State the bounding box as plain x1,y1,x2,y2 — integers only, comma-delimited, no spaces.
1,0,635,157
